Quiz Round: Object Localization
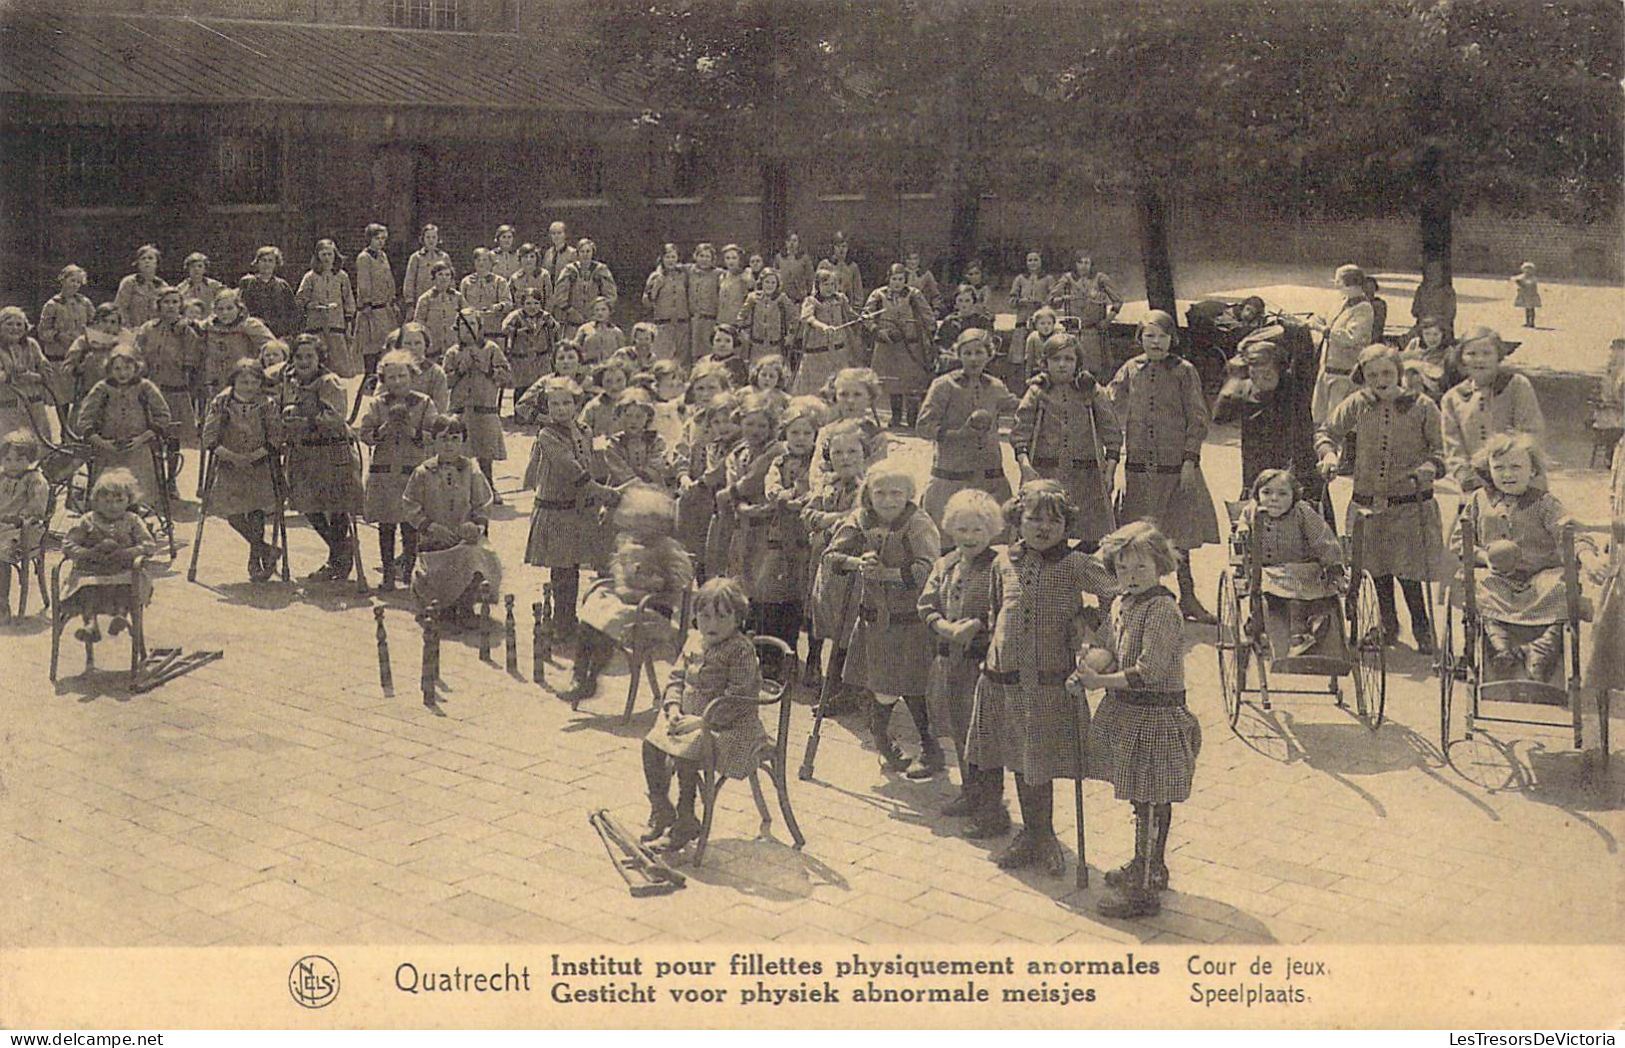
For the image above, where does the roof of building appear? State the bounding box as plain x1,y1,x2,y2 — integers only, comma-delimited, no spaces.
0,11,643,113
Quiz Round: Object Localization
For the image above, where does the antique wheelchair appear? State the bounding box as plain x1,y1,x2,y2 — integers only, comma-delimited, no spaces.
1436,517,1605,756
1215,499,1387,731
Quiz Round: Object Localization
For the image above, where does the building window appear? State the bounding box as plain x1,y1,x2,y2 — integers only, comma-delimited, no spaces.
213,135,281,205
568,143,605,199
47,130,159,208
646,134,704,200
391,0,463,30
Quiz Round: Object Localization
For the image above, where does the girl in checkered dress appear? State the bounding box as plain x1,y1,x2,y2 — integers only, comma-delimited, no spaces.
802,419,867,704
1074,520,1201,919
964,481,1117,872
761,397,827,683
823,460,942,774
918,488,1004,813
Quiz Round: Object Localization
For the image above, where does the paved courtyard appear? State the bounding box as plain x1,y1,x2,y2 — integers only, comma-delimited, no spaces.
3,273,1622,950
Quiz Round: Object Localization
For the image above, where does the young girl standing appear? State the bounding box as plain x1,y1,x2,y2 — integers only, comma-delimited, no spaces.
648,360,687,450
802,419,867,703
135,290,201,472
1511,262,1541,329
356,350,440,591
761,396,826,663
1106,310,1221,623
715,391,786,638
718,244,752,332
696,323,749,389
443,309,511,498
237,246,299,340
176,252,224,313
917,328,1018,529
795,267,859,397
0,430,49,620
60,469,158,641
201,359,283,582
553,239,617,328
387,323,450,411
460,248,514,356
1308,264,1375,424
964,481,1117,868
575,297,624,367
413,260,464,355
643,242,690,365
0,306,59,442
1014,334,1121,548
675,390,739,581
774,233,814,307
810,366,886,496
934,284,994,366
524,375,619,641
738,268,796,365
903,249,941,314
747,353,791,419
489,225,521,283
354,224,399,373
686,242,723,366
279,334,363,580
602,388,674,490
115,245,168,330
295,239,360,379
579,360,631,439
1008,250,1053,385
502,287,558,412
1075,520,1200,919
401,224,451,310
824,460,942,774
39,265,94,424
918,489,1004,808
76,345,171,508
1440,327,1545,494
199,290,274,404
63,304,121,415
1315,343,1448,652
1048,252,1122,380
864,263,939,429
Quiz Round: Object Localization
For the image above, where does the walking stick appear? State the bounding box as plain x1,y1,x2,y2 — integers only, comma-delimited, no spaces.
374,605,394,696
1072,694,1089,889
477,581,494,662
1083,399,1118,538
265,447,291,582
799,569,860,781
421,602,441,708
187,449,215,582
504,594,519,675
532,600,548,684
346,434,370,593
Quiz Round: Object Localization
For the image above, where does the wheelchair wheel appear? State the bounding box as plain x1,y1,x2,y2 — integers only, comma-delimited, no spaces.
1351,571,1387,730
1438,599,1455,752
1216,573,1245,729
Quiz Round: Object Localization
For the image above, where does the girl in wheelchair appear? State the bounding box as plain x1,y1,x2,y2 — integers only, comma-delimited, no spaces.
0,429,49,621
1453,433,1574,683
60,468,156,643
1232,468,1346,658
641,576,765,853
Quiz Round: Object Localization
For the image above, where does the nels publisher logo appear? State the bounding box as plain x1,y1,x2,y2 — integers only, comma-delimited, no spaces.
289,954,340,1009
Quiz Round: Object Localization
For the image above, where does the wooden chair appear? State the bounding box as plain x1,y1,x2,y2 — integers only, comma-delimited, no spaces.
617,584,695,724
692,635,806,866
49,554,148,689
3,490,54,617
1587,381,1622,469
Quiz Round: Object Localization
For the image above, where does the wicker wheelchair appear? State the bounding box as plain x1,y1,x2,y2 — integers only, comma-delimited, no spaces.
1216,499,1387,731
1437,518,1604,755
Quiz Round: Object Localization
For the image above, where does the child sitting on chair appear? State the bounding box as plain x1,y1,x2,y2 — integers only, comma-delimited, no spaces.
565,485,694,703
60,468,157,642
401,415,501,628
1453,432,1574,683
0,429,50,620
641,576,766,854
1233,468,1346,658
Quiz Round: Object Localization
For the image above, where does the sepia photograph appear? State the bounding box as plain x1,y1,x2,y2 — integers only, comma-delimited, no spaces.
0,0,1621,1032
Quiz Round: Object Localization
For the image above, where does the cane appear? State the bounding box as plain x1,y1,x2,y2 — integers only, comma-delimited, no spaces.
1083,400,1118,537
187,449,215,583
1071,693,1090,889
346,434,371,593
374,605,394,696
264,447,291,582
799,568,860,781
421,603,441,708
532,599,548,684
477,581,494,662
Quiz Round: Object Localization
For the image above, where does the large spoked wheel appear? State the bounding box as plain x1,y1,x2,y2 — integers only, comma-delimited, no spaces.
1350,571,1387,730
1437,597,1456,752
1216,573,1245,730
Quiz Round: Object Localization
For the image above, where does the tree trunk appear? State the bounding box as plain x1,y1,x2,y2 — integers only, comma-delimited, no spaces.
1418,171,1453,286
1136,178,1177,315
946,181,982,279
760,159,789,253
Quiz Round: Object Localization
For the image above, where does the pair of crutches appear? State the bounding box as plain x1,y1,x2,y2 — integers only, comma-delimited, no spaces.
186,445,290,585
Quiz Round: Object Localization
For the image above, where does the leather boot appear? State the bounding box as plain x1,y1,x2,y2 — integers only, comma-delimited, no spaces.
1177,555,1216,625
869,699,908,772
